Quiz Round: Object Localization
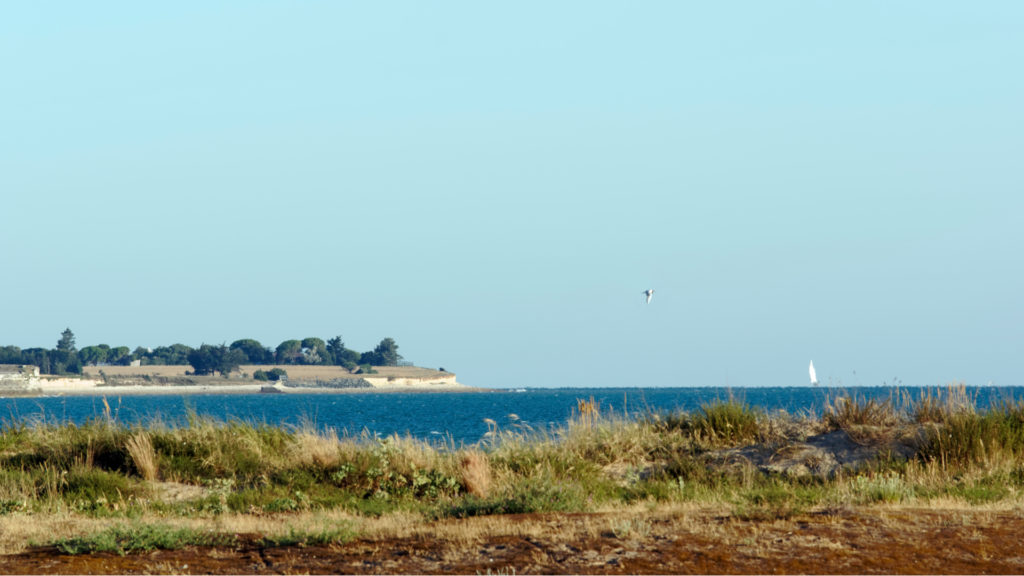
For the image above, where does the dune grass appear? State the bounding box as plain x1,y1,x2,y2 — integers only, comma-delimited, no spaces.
0,386,1022,554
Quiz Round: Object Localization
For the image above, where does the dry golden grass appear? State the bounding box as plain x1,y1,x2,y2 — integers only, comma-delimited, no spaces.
574,396,601,430
905,383,976,423
125,431,159,481
824,392,904,446
459,450,492,497
0,508,583,556
0,511,356,555
383,434,446,470
289,429,342,469
0,513,116,555
353,508,603,545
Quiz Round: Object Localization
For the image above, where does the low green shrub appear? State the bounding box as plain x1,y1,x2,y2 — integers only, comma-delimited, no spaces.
63,467,135,506
917,401,1024,471
54,524,235,555
439,478,591,519
695,399,761,445
948,483,1009,504
648,398,760,447
850,472,911,504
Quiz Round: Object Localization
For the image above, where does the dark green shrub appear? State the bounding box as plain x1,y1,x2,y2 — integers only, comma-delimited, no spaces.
253,368,288,382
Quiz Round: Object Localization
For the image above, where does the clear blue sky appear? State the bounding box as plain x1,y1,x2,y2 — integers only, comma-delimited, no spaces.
2,2,1021,388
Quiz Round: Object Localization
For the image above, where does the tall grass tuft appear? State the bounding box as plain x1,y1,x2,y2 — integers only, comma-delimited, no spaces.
125,431,158,482
573,397,601,431
917,399,1024,473
647,397,761,448
907,383,976,424
693,399,760,446
825,392,902,446
459,450,492,497
289,428,341,470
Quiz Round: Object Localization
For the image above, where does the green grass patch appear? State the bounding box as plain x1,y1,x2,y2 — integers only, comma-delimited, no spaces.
53,524,235,556
438,478,591,519
948,483,1009,504
695,399,761,446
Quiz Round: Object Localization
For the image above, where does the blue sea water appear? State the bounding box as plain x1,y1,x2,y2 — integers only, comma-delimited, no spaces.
1,386,1020,447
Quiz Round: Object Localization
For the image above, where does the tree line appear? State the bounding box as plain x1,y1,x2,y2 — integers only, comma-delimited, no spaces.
0,329,403,377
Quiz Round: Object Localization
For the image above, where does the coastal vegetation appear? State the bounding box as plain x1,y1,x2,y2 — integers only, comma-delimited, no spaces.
0,385,1021,566
0,329,404,376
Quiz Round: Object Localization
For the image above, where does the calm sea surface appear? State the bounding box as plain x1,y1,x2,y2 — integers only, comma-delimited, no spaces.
1,387,1020,446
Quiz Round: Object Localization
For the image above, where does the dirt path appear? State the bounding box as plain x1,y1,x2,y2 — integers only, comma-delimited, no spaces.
2,508,1022,574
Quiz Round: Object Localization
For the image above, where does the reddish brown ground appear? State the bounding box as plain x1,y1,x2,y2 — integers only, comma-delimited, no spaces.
2,508,1021,574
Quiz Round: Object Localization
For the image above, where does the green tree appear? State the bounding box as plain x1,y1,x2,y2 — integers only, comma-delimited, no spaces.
132,347,151,364
188,344,218,376
219,346,245,376
327,336,345,363
56,328,76,353
327,335,360,367
364,337,401,367
78,345,110,366
301,337,328,365
150,344,192,365
188,344,243,376
21,348,50,374
51,328,81,374
107,346,131,366
275,340,303,364
230,339,272,364
0,346,22,364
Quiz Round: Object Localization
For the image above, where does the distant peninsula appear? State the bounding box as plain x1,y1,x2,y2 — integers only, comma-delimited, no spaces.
0,364,467,397
0,329,470,396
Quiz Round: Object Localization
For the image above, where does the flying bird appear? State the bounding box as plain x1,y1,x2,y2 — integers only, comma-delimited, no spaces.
643,289,654,304
809,361,818,386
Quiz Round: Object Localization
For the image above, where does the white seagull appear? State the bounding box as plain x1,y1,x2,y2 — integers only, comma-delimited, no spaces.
643,289,654,304
809,360,818,386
